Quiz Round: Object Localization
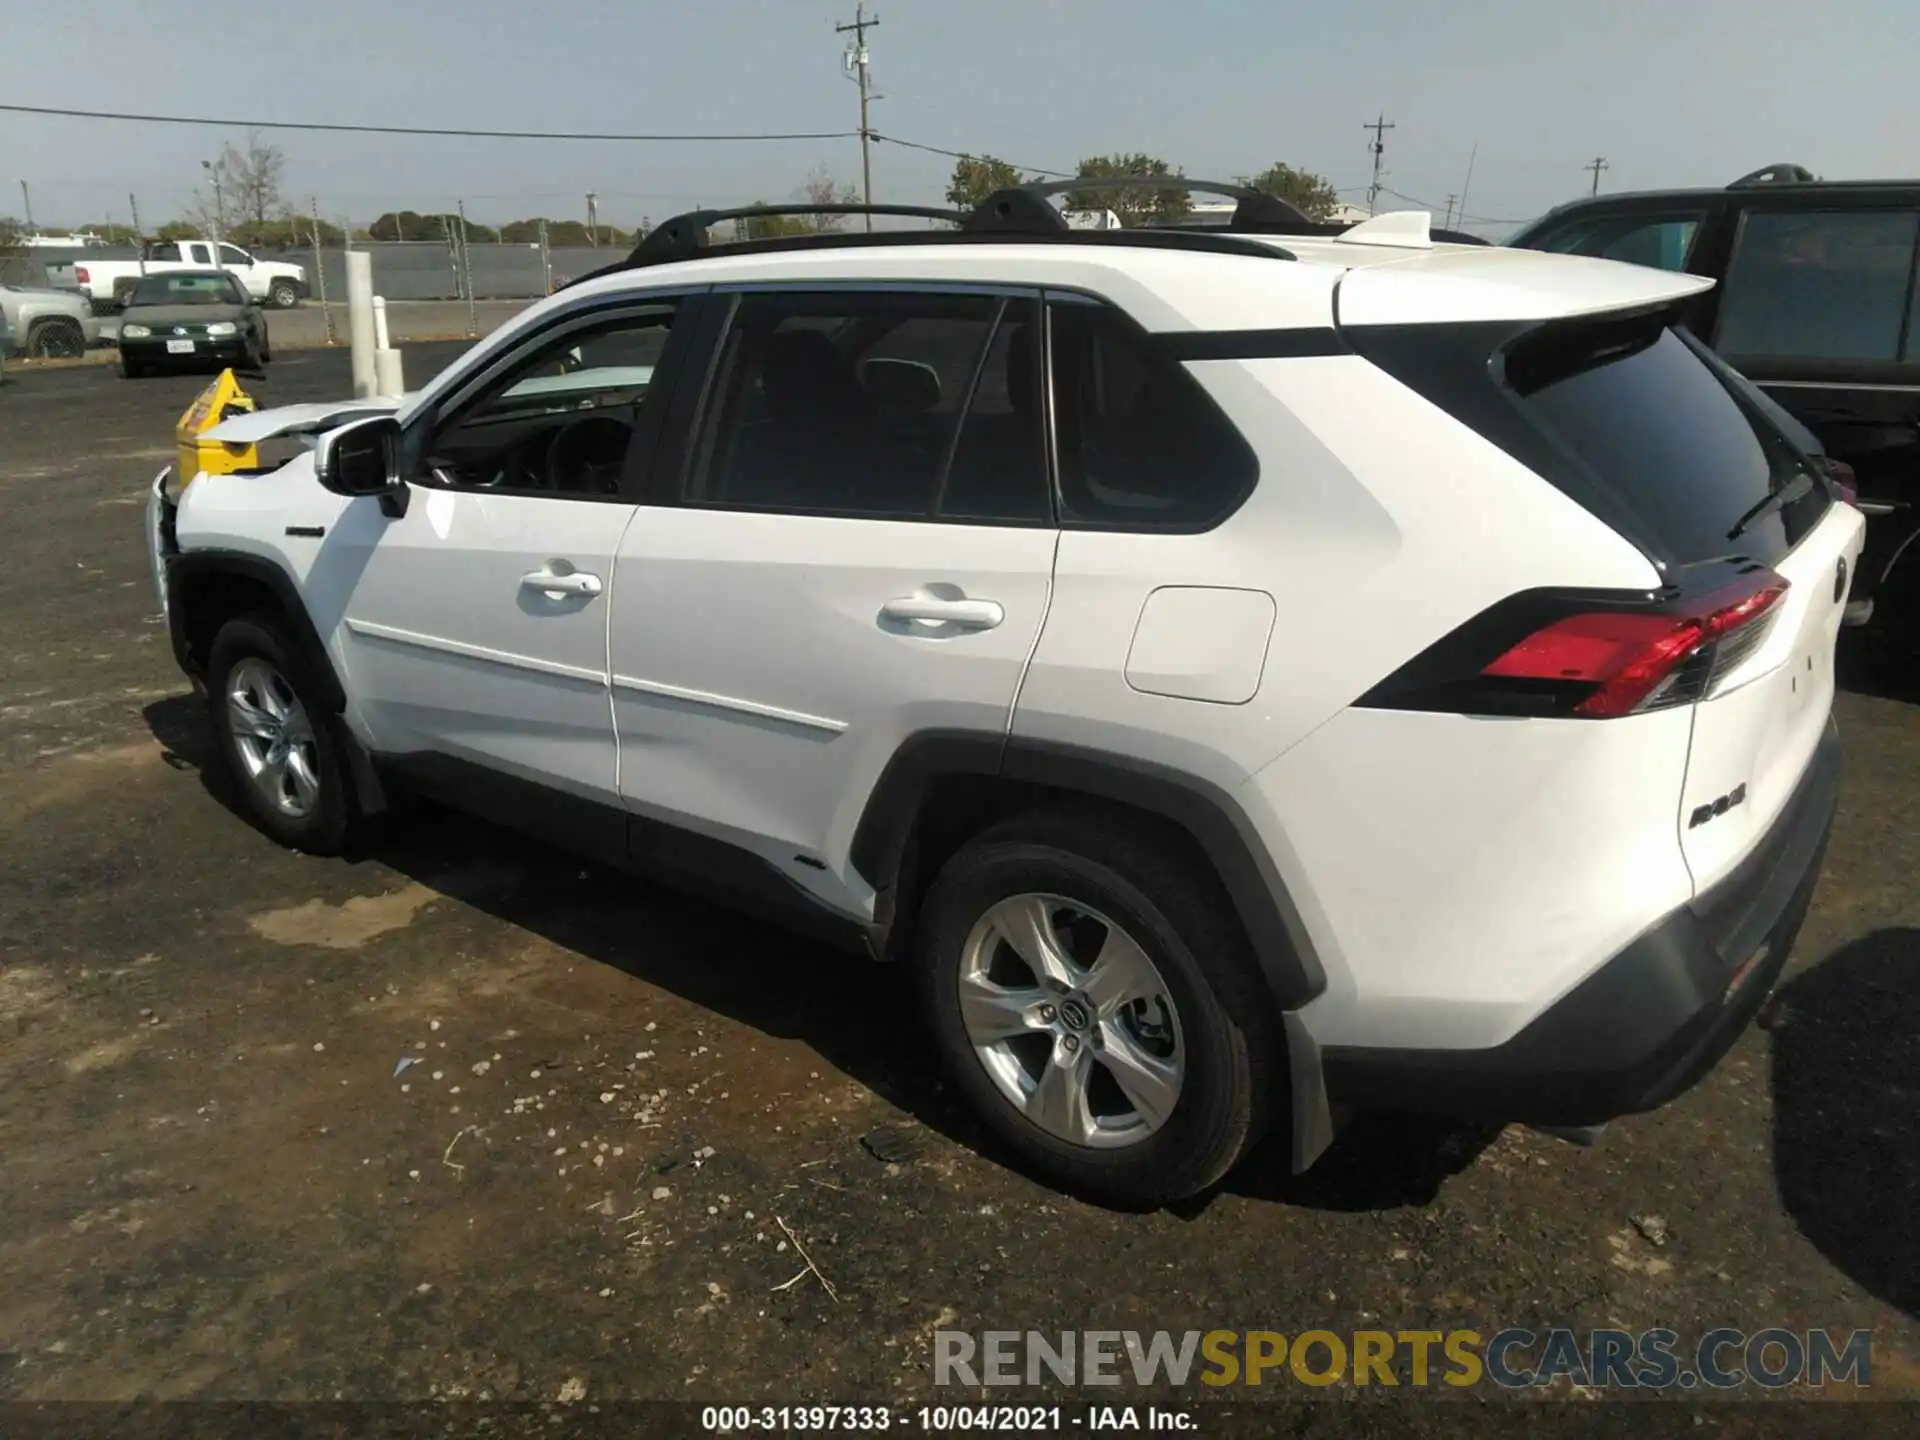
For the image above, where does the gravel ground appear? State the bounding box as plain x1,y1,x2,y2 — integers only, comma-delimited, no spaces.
0,352,1915,1433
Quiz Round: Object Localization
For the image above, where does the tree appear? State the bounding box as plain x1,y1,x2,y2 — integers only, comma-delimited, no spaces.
1065,153,1191,227
0,215,27,284
155,219,203,242
230,215,344,249
732,204,816,241
1244,162,1339,221
369,210,442,242
945,155,1029,210
187,132,287,237
78,222,143,245
799,165,861,232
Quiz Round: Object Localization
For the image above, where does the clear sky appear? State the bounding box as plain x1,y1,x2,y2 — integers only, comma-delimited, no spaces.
4,0,1916,238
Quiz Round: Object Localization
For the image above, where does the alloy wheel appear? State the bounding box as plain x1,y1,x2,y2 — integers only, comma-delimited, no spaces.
226,658,321,819
957,893,1185,1149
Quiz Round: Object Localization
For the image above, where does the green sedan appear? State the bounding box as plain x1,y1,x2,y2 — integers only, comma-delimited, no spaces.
118,270,271,379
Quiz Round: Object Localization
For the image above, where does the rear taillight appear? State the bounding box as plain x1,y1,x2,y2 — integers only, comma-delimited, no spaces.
74,266,90,284
1361,568,1790,719
1481,575,1788,717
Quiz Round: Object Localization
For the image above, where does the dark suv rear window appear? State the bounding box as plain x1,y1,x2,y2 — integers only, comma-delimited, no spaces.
1346,312,1831,570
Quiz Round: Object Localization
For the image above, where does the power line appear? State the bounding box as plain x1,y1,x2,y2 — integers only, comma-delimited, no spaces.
0,101,858,143
1377,185,1530,226
869,133,1074,180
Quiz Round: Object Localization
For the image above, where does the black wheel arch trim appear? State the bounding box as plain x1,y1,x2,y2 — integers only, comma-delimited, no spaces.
849,730,1328,1012
165,549,346,714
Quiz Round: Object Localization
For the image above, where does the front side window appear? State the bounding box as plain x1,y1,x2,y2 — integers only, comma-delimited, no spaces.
1716,207,1920,361
686,290,1049,523
421,306,676,498
1537,212,1706,272
219,244,251,266
1047,298,1258,529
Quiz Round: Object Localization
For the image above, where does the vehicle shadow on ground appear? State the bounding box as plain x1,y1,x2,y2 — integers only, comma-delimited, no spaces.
1836,630,1918,705
1769,926,1920,1320
148,693,1498,1218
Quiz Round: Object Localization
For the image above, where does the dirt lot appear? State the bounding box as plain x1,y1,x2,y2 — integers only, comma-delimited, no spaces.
1,351,1917,1428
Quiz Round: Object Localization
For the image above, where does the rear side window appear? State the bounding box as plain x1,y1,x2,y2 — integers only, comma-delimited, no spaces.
1536,212,1705,272
1349,313,1830,568
1715,208,1920,361
686,291,1049,523
1047,298,1257,529
1506,320,1828,562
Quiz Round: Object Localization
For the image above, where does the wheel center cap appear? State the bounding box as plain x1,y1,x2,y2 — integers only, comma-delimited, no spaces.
1058,997,1092,1033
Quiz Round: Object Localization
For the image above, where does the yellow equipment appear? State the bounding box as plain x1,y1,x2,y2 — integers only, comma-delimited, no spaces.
174,369,259,490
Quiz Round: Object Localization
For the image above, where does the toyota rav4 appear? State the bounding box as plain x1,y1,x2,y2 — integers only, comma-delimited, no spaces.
146,184,1860,1207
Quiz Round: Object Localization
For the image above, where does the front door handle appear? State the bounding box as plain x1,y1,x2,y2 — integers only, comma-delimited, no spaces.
521,567,604,599
879,595,1004,630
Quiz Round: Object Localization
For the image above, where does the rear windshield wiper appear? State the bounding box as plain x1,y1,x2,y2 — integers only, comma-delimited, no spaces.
1726,471,1816,540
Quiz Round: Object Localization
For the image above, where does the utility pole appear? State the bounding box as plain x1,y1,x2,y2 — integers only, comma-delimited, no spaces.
129,193,145,272
1443,194,1457,230
457,198,476,339
201,159,225,258
18,180,33,231
1363,112,1395,216
836,3,880,230
310,196,335,345
586,191,600,247
1585,156,1609,195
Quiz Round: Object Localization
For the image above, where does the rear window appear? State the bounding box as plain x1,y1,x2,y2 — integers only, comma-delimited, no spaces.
1348,313,1831,569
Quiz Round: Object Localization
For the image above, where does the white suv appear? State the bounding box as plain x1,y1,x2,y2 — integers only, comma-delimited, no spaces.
147,186,1861,1207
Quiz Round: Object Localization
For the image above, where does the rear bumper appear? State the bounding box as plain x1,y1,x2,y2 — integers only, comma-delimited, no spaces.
1321,715,1841,1126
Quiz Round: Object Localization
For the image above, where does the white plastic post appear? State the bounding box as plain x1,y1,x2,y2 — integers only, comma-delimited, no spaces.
372,294,391,351
346,250,375,399
374,348,405,398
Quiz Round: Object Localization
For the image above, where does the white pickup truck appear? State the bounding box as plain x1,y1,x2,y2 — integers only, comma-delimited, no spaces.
48,240,309,313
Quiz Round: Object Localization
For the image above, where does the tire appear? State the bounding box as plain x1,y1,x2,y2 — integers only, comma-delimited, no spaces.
205,613,354,855
915,811,1277,1208
268,280,301,309
27,318,86,359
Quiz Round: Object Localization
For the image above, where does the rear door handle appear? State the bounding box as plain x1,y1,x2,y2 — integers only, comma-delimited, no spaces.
521,567,604,599
879,595,1005,630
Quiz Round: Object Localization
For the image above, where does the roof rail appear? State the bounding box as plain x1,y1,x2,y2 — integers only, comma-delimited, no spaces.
629,203,964,265
1729,163,1816,188
966,177,1309,234
561,181,1307,288
1149,215,1491,246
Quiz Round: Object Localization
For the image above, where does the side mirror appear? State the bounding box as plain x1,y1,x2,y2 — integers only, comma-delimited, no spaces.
314,415,408,516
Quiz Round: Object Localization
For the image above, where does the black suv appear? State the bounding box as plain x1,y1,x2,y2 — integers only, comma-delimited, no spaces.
1510,164,1920,665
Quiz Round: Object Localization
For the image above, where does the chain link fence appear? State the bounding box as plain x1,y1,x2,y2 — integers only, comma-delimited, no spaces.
16,239,623,301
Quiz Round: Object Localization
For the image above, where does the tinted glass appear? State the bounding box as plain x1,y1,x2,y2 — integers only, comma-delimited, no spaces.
1538,213,1704,272
1507,321,1828,562
424,307,676,497
1716,208,1920,360
130,274,244,306
219,244,250,265
1048,300,1257,529
689,291,1049,522
1348,315,1830,567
